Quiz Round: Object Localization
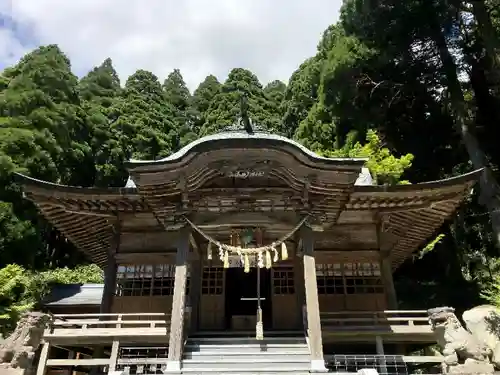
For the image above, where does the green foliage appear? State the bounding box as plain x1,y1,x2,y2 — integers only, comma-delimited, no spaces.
264,80,287,119
480,258,500,307
200,68,281,135
324,130,414,185
191,75,221,133
28,264,103,303
0,264,102,335
416,234,446,260
79,58,125,187
1,0,500,329
163,69,197,147
282,57,323,137
0,264,32,333
113,70,176,160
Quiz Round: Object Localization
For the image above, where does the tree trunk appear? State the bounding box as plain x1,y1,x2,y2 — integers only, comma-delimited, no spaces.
470,0,500,66
470,0,500,96
432,19,500,248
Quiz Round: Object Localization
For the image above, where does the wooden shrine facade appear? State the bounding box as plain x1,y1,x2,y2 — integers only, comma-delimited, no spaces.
16,130,481,373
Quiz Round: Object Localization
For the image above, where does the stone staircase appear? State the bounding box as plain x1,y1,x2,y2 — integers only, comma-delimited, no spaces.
181,333,312,374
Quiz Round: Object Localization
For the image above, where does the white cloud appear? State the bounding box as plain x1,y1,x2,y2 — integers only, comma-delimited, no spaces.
1,0,341,90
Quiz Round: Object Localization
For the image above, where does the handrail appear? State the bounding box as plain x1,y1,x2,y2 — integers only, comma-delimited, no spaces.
46,312,172,334
320,310,427,315
52,313,169,318
320,310,429,327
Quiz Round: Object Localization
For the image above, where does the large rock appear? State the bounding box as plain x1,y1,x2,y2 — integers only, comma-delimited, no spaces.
463,305,500,368
0,312,50,375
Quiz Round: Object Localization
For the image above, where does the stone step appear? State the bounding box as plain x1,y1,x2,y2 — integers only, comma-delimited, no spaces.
190,330,303,337
185,343,309,353
181,371,310,375
182,358,310,371
183,351,311,360
186,337,306,346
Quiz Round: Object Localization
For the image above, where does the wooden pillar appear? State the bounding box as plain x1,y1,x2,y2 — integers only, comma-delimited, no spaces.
91,222,119,375
108,340,120,373
294,249,306,329
166,226,190,373
101,256,117,314
36,342,50,375
189,258,202,332
380,250,398,310
375,335,387,375
102,220,120,314
301,225,327,372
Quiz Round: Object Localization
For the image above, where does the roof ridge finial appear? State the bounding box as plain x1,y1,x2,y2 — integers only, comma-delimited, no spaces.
239,92,253,134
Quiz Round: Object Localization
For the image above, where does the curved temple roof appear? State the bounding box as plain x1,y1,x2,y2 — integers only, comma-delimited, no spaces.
13,130,483,269
127,130,367,169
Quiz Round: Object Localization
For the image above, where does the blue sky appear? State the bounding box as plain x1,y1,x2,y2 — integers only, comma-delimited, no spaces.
0,10,37,70
0,0,341,90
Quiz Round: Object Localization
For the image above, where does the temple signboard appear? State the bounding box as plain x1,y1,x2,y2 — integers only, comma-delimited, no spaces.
227,255,257,268
227,170,265,179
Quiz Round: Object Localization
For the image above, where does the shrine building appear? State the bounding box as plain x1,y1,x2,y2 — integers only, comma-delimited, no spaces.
16,129,481,374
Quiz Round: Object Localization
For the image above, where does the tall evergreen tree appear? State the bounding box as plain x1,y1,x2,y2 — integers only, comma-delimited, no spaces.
163,69,196,148
113,70,176,160
191,75,221,133
281,58,323,138
0,45,92,269
200,68,281,135
264,80,286,120
0,45,91,185
79,58,125,187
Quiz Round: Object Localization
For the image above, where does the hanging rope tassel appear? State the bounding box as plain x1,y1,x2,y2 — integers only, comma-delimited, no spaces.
257,252,264,268
281,242,288,260
223,250,229,268
207,242,212,260
265,250,272,269
244,254,250,273
218,245,224,261
256,307,264,340
273,247,279,262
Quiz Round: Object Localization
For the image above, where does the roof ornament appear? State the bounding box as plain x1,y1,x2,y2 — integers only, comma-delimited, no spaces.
239,93,253,134
221,92,267,133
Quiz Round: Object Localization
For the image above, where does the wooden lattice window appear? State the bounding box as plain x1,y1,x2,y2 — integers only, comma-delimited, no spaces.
316,262,383,295
316,264,344,295
343,262,382,294
202,267,223,295
116,264,190,296
272,267,295,295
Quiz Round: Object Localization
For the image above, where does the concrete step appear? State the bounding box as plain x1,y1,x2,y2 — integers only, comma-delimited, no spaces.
183,351,311,360
190,330,303,337
182,334,310,373
181,372,310,375
182,358,310,371
186,337,307,346
185,343,309,353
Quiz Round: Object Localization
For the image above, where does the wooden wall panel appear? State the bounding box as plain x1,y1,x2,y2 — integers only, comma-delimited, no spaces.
272,266,298,330
200,295,225,330
272,295,297,329
199,266,225,330
318,294,386,312
319,295,345,311
112,296,173,317
119,232,177,252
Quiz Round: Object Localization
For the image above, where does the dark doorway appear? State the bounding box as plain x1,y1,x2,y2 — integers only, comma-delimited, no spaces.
225,267,272,330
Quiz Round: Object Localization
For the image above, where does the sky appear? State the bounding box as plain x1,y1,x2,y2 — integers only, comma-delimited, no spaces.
0,0,341,91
